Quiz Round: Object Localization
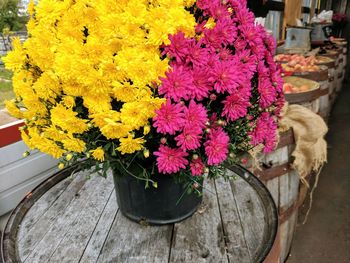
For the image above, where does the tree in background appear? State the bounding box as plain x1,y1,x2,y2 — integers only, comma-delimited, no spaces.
0,0,28,32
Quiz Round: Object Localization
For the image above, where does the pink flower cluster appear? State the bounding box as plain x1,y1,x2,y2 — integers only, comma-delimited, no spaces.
153,0,284,176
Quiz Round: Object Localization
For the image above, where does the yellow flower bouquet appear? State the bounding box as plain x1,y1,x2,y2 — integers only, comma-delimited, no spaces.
4,0,196,167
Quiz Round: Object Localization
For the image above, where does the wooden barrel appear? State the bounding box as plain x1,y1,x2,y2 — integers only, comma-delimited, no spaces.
335,42,348,86
243,129,301,262
283,76,321,114
1,166,278,263
289,66,330,119
315,56,337,108
320,49,343,93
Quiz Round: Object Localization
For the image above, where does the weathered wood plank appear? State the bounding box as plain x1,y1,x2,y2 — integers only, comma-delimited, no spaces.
23,174,111,262
97,213,172,263
279,170,299,213
18,171,88,260
266,179,280,208
279,211,298,262
262,146,289,167
169,181,228,263
214,175,252,263
47,174,114,263
18,178,71,240
278,169,299,262
230,177,265,262
79,193,119,263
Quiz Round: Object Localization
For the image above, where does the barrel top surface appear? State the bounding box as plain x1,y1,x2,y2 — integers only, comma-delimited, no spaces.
1,166,277,263
290,65,329,81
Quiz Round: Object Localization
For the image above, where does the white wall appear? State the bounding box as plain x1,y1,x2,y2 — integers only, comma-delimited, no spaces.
0,141,58,216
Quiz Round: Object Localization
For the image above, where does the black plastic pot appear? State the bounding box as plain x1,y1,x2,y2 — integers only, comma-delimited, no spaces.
113,171,202,225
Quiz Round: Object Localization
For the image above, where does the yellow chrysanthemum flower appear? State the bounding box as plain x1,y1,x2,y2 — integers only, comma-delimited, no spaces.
117,135,145,155
91,147,105,161
4,100,23,119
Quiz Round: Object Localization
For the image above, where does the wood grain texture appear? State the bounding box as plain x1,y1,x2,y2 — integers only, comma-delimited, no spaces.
48,174,114,263
4,167,277,263
18,171,88,260
23,174,112,263
97,214,172,263
169,180,228,263
79,193,118,263
18,178,71,240
214,176,251,263
230,177,265,262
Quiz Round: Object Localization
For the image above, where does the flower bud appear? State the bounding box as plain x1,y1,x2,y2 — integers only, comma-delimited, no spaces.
210,94,217,101
143,125,151,135
241,157,248,165
217,120,225,126
160,137,167,144
152,181,158,188
143,149,150,158
204,167,210,174
86,153,91,158
229,152,235,159
205,128,211,134
193,183,199,189
66,154,73,161
23,151,30,157
87,123,93,129
58,163,65,170
192,154,199,160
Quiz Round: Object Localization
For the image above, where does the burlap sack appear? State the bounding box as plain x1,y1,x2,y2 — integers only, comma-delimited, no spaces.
279,104,328,185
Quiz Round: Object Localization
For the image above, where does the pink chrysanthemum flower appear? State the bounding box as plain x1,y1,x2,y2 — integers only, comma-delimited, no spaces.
234,5,255,26
240,25,264,55
257,61,269,78
234,37,247,51
209,4,231,19
153,101,185,135
165,32,192,62
154,145,189,174
214,18,238,45
191,67,213,101
190,158,205,176
258,77,277,109
274,96,286,117
205,128,230,165
218,48,234,61
175,127,202,151
228,0,247,9
222,87,251,121
271,69,284,93
210,60,243,94
183,100,208,130
186,42,210,67
159,65,194,102
203,28,225,50
197,0,221,14
236,49,257,74
248,112,278,153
